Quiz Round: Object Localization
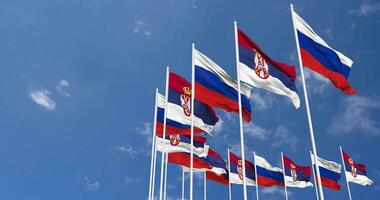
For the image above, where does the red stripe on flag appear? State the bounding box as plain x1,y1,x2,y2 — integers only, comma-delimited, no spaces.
195,82,251,122
300,48,357,95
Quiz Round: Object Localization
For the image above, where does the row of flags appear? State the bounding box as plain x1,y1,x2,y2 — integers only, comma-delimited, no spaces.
148,5,365,200
157,134,373,189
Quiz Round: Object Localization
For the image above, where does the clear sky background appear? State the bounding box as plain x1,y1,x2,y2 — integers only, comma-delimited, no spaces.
0,0,379,199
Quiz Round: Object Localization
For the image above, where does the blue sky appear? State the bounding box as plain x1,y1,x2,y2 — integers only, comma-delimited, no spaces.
0,0,379,199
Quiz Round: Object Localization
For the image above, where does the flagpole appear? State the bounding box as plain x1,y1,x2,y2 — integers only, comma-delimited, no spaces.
152,137,158,200
340,146,353,200
228,148,232,200
310,151,320,200
182,168,185,200
159,67,170,200
234,20,248,200
151,138,158,200
281,152,288,200
190,42,196,200
290,4,324,200
164,153,168,200
254,152,259,200
148,89,159,200
204,171,207,200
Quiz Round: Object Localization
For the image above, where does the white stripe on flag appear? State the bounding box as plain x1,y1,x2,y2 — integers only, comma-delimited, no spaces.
292,10,353,68
310,153,341,173
155,136,209,157
345,172,373,186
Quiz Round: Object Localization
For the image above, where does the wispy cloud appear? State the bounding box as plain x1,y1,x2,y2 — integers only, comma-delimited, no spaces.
250,91,276,111
191,0,198,9
56,79,71,97
300,68,330,94
244,123,269,140
349,1,380,16
261,186,291,198
133,19,152,37
114,143,138,158
29,88,56,111
272,126,299,152
124,177,141,184
328,96,380,135
136,122,153,143
83,176,100,191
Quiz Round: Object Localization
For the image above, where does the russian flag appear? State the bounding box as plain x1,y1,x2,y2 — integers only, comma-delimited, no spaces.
311,154,342,190
194,48,252,122
155,135,209,157
292,10,357,94
283,155,313,188
237,28,300,109
155,92,205,136
342,149,373,186
166,72,219,135
255,154,284,187
229,152,256,186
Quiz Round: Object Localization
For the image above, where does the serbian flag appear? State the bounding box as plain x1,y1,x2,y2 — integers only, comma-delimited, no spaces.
168,152,212,171
229,152,256,186
283,155,313,188
157,72,219,136
203,149,229,185
292,10,357,94
156,92,204,136
342,149,373,186
155,135,209,157
255,154,284,187
206,171,229,185
311,153,342,190
194,48,252,122
178,148,227,176
237,28,300,108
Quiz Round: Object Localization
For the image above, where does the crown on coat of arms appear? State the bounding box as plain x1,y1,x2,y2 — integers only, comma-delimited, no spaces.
183,87,192,95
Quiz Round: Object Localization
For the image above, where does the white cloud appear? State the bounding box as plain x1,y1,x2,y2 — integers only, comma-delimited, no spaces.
56,79,71,97
272,126,298,152
324,27,333,39
29,88,56,111
301,68,330,94
328,96,380,135
115,143,138,158
124,177,141,184
261,186,291,197
250,91,276,111
191,0,198,9
350,1,380,16
136,122,153,143
244,123,269,140
133,19,152,37
213,118,224,135
83,176,100,191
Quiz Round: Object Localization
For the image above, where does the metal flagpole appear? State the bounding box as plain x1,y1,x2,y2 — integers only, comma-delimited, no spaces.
190,43,196,200
148,89,159,200
290,4,324,200
254,152,259,200
204,171,207,200
152,137,158,200
159,67,170,200
340,146,353,200
182,168,185,200
310,151,320,200
233,20,248,200
228,148,232,200
164,153,168,200
281,152,289,200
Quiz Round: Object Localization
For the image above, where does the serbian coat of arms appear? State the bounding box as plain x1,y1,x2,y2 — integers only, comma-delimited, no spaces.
180,86,192,116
